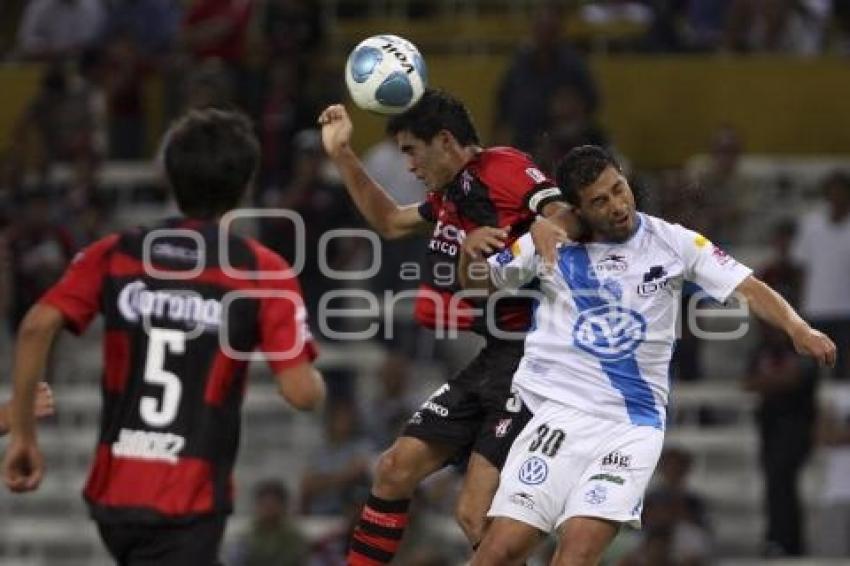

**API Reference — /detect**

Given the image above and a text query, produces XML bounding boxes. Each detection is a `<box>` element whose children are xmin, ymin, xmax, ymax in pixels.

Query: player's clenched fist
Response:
<box><xmin>318</xmin><ymin>104</ymin><xmax>353</xmax><ymax>159</ymax></box>
<box><xmin>791</xmin><ymin>325</ymin><xmax>837</xmax><ymax>367</ymax></box>
<box><xmin>3</xmin><ymin>438</ymin><xmax>44</xmax><ymax>493</ymax></box>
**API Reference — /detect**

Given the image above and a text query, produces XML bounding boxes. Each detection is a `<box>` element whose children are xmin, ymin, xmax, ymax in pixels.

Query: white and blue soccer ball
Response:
<box><xmin>345</xmin><ymin>35</ymin><xmax>428</xmax><ymax>115</ymax></box>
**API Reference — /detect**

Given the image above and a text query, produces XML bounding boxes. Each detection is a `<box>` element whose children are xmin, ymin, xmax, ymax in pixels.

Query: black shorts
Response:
<box><xmin>402</xmin><ymin>337</ymin><xmax>531</xmax><ymax>469</ymax></box>
<box><xmin>96</xmin><ymin>515</ymin><xmax>226</xmax><ymax>566</ymax></box>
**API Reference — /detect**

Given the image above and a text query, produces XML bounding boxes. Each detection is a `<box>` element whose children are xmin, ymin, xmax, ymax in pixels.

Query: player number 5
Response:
<box><xmin>141</xmin><ymin>328</ymin><xmax>185</xmax><ymax>427</ymax></box>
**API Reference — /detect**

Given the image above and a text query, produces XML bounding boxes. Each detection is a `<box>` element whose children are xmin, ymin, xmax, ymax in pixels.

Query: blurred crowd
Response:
<box><xmin>1</xmin><ymin>0</ymin><xmax>850</xmax><ymax>563</ymax></box>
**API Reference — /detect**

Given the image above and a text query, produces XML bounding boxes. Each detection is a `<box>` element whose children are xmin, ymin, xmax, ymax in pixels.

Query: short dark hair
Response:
<box><xmin>162</xmin><ymin>108</ymin><xmax>259</xmax><ymax>219</ymax></box>
<box><xmin>253</xmin><ymin>479</ymin><xmax>288</xmax><ymax>503</ymax></box>
<box><xmin>386</xmin><ymin>89</ymin><xmax>480</xmax><ymax>146</ymax></box>
<box><xmin>555</xmin><ymin>145</ymin><xmax>621</xmax><ymax>206</ymax></box>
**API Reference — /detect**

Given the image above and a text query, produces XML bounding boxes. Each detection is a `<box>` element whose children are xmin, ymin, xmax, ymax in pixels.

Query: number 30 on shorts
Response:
<box><xmin>528</xmin><ymin>424</ymin><xmax>565</xmax><ymax>458</ymax></box>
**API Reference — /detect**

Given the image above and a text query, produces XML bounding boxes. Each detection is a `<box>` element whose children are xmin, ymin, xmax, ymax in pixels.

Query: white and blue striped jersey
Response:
<box><xmin>489</xmin><ymin>213</ymin><xmax>752</xmax><ymax>429</ymax></box>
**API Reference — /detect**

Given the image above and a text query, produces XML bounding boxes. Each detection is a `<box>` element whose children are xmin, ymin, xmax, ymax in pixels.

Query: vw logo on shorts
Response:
<box><xmin>518</xmin><ymin>457</ymin><xmax>548</xmax><ymax>485</ymax></box>
<box><xmin>572</xmin><ymin>305</ymin><xmax>646</xmax><ymax>360</ymax></box>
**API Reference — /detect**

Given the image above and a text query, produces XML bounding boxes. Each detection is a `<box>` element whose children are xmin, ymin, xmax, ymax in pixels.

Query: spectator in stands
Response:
<box><xmin>724</xmin><ymin>0</ymin><xmax>830</xmax><ymax>55</ymax></box>
<box><xmin>260</xmin><ymin>0</ymin><xmax>323</xmax><ymax>62</ymax></box>
<box><xmin>15</xmin><ymin>0</ymin><xmax>105</xmax><ymax>61</ymax></box>
<box><xmin>180</xmin><ymin>0</ymin><xmax>253</xmax><ymax>65</ymax></box>
<box><xmin>182</xmin><ymin>58</ymin><xmax>235</xmax><ymax>111</ymax></box>
<box><xmin>494</xmin><ymin>1</ymin><xmax>599</xmax><ymax>153</ymax></box>
<box><xmin>534</xmin><ymin>83</ymin><xmax>610</xmax><ymax>174</ymax></box>
<box><xmin>299</xmin><ymin>399</ymin><xmax>373</xmax><ymax>516</ymax></box>
<box><xmin>649</xmin><ymin>447</ymin><xmax>711</xmax><ymax>531</ymax></box>
<box><xmin>228</xmin><ymin>480</ymin><xmax>310</xmax><ymax>566</ymax></box>
<box><xmin>744</xmin><ymin>322</ymin><xmax>818</xmax><ymax>557</ymax></box>
<box><xmin>812</xmin><ymin>382</ymin><xmax>850</xmax><ymax>556</ymax></box>
<box><xmin>759</xmin><ymin>219</ymin><xmax>803</xmax><ymax>310</ymax></box>
<box><xmin>102</xmin><ymin>33</ymin><xmax>152</xmax><ymax>159</ymax></box>
<box><xmin>744</xmin><ymin>219</ymin><xmax>814</xmax><ymax>557</ymax></box>
<box><xmin>8</xmin><ymin>62</ymin><xmax>105</xmax><ymax>188</ymax></box>
<box><xmin>684</xmin><ymin>125</ymin><xmax>748</xmax><ymax>245</ymax></box>
<box><xmin>258</xmin><ymin>59</ymin><xmax>309</xmax><ymax>185</ymax></box>
<box><xmin>792</xmin><ymin>171</ymin><xmax>850</xmax><ymax>379</ymax></box>
<box><xmin>259</xmin><ymin>130</ymin><xmax>357</xmax><ymax>318</ymax></box>
<box><xmin>685</xmin><ymin>0</ymin><xmax>733</xmax><ymax>51</ymax></box>
<box><xmin>621</xmin><ymin>488</ymin><xmax>710</xmax><ymax>566</ymax></box>
<box><xmin>364</xmin><ymin>354</ymin><xmax>418</xmax><ymax>450</ymax></box>
<box><xmin>5</xmin><ymin>190</ymin><xmax>74</xmax><ymax>333</ymax></box>
<box><xmin>180</xmin><ymin>0</ymin><xmax>254</xmax><ymax>110</ymax></box>
<box><xmin>101</xmin><ymin>0</ymin><xmax>183</xmax><ymax>60</ymax></box>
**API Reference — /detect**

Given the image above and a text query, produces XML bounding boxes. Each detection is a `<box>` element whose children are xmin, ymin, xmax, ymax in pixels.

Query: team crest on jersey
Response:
<box><xmin>460</xmin><ymin>170</ymin><xmax>474</xmax><ymax>195</ymax></box>
<box><xmin>584</xmin><ymin>484</ymin><xmax>608</xmax><ymax>505</ymax></box>
<box><xmin>572</xmin><ymin>305</ymin><xmax>646</xmax><ymax>360</ymax></box>
<box><xmin>637</xmin><ymin>265</ymin><xmax>677</xmax><ymax>297</ymax></box>
<box><xmin>518</xmin><ymin>457</ymin><xmax>548</xmax><ymax>485</ymax></box>
<box><xmin>494</xmin><ymin>418</ymin><xmax>513</xmax><ymax>438</ymax></box>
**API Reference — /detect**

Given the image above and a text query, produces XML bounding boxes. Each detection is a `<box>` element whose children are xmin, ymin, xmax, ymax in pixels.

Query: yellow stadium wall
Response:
<box><xmin>2</xmin><ymin>57</ymin><xmax>849</xmax><ymax>170</ymax></box>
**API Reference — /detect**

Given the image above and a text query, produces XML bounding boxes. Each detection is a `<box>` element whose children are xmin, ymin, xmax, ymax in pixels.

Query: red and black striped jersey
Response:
<box><xmin>415</xmin><ymin>147</ymin><xmax>561</xmax><ymax>334</ymax></box>
<box><xmin>40</xmin><ymin>218</ymin><xmax>317</xmax><ymax>524</ymax></box>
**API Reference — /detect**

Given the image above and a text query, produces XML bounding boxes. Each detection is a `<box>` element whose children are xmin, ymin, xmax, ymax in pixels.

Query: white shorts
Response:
<box><xmin>488</xmin><ymin>400</ymin><xmax>664</xmax><ymax>533</ymax></box>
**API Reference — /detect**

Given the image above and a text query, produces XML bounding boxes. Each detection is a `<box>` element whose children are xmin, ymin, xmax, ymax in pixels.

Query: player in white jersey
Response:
<box><xmin>462</xmin><ymin>146</ymin><xmax>836</xmax><ymax>566</ymax></box>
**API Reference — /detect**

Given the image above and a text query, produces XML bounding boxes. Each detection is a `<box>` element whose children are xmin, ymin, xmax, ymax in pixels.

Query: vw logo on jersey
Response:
<box><xmin>518</xmin><ymin>457</ymin><xmax>549</xmax><ymax>485</ymax></box>
<box><xmin>572</xmin><ymin>305</ymin><xmax>647</xmax><ymax>360</ymax></box>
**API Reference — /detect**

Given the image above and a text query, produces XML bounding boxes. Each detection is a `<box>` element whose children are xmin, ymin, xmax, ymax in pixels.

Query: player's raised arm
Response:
<box><xmin>318</xmin><ymin>104</ymin><xmax>430</xmax><ymax>239</ymax></box>
<box><xmin>735</xmin><ymin>276</ymin><xmax>836</xmax><ymax>367</ymax></box>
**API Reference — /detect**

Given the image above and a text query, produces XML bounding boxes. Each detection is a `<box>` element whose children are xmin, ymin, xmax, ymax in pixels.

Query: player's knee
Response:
<box><xmin>553</xmin><ymin>542</ymin><xmax>602</xmax><ymax>566</ymax></box>
<box><xmin>472</xmin><ymin>540</ymin><xmax>525</xmax><ymax>566</ymax></box>
<box><xmin>374</xmin><ymin>448</ymin><xmax>418</xmax><ymax>494</ymax></box>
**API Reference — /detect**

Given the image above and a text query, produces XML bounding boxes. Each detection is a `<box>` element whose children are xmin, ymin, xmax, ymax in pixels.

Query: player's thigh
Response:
<box><xmin>487</xmin><ymin>402</ymin><xmax>585</xmax><ymax>536</ymax></box>
<box><xmin>471</xmin><ymin>516</ymin><xmax>544</xmax><ymax>566</ymax></box>
<box><xmin>551</xmin><ymin>516</ymin><xmax>619</xmax><ymax>566</ymax></box>
<box><xmin>558</xmin><ymin>421</ymin><xmax>663</xmax><ymax>530</ymax></box>
<box><xmin>400</xmin><ymin>379</ymin><xmax>482</xmax><ymax>462</ymax></box>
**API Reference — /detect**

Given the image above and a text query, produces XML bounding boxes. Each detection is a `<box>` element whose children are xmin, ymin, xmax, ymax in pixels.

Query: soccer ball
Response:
<box><xmin>345</xmin><ymin>35</ymin><xmax>428</xmax><ymax>115</ymax></box>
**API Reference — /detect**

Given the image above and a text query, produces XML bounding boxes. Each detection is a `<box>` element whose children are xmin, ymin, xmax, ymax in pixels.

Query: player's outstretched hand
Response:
<box><xmin>3</xmin><ymin>438</ymin><xmax>44</xmax><ymax>493</ymax></box>
<box><xmin>317</xmin><ymin>104</ymin><xmax>353</xmax><ymax>159</ymax></box>
<box><xmin>34</xmin><ymin>382</ymin><xmax>55</xmax><ymax>420</ymax></box>
<box><xmin>791</xmin><ymin>325</ymin><xmax>837</xmax><ymax>367</ymax></box>
<box><xmin>531</xmin><ymin>216</ymin><xmax>569</xmax><ymax>270</ymax></box>
<box><xmin>463</xmin><ymin>226</ymin><xmax>509</xmax><ymax>259</ymax></box>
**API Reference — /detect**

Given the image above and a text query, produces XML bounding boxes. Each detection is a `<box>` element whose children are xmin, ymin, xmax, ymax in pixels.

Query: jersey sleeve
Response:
<box><xmin>417</xmin><ymin>191</ymin><xmax>443</xmax><ymax>223</ymax></box>
<box><xmin>488</xmin><ymin>233</ymin><xmax>538</xmax><ymax>291</ymax></box>
<box><xmin>483</xmin><ymin>151</ymin><xmax>564</xmax><ymax>215</ymax></box>
<box><xmin>39</xmin><ymin>234</ymin><xmax>119</xmax><ymax>334</ymax></box>
<box><xmin>674</xmin><ymin>224</ymin><xmax>752</xmax><ymax>302</ymax></box>
<box><xmin>254</xmin><ymin>248</ymin><xmax>318</xmax><ymax>373</ymax></box>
